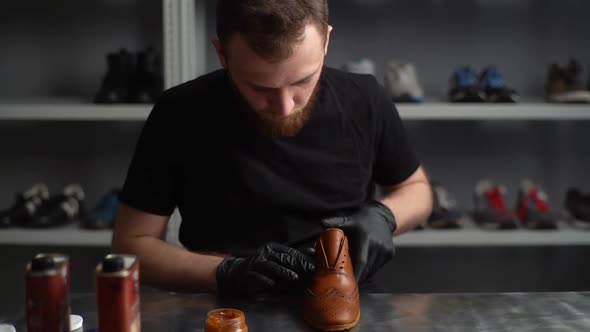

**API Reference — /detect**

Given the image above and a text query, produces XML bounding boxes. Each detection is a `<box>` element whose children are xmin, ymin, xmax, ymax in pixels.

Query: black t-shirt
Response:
<box><xmin>119</xmin><ymin>67</ymin><xmax>420</xmax><ymax>254</ymax></box>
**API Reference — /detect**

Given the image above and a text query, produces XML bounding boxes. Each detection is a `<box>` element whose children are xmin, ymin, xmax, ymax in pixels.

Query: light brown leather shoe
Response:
<box><xmin>303</xmin><ymin>228</ymin><xmax>360</xmax><ymax>331</ymax></box>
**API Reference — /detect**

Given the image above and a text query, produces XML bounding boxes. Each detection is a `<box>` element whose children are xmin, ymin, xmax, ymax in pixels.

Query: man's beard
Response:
<box><xmin>256</xmin><ymin>82</ymin><xmax>320</xmax><ymax>138</ymax></box>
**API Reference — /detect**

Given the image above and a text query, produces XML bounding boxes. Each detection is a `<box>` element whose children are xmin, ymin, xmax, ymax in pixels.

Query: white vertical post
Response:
<box><xmin>163</xmin><ymin>0</ymin><xmax>206</xmax><ymax>89</ymax></box>
<box><xmin>192</xmin><ymin>0</ymin><xmax>207</xmax><ymax>79</ymax></box>
<box><xmin>163</xmin><ymin>0</ymin><xmax>180</xmax><ymax>89</ymax></box>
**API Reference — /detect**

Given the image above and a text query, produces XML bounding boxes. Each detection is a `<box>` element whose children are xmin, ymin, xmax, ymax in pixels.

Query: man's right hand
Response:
<box><xmin>216</xmin><ymin>243</ymin><xmax>315</xmax><ymax>297</ymax></box>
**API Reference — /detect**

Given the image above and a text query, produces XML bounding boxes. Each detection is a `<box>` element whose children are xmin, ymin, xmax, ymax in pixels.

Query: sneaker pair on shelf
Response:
<box><xmin>449</xmin><ymin>65</ymin><xmax>518</xmax><ymax>103</ymax></box>
<box><xmin>342</xmin><ymin>57</ymin><xmax>376</xmax><ymax>76</ymax></box>
<box><xmin>473</xmin><ymin>179</ymin><xmax>556</xmax><ymax>230</ymax></box>
<box><xmin>0</xmin><ymin>183</ymin><xmax>86</xmax><ymax>228</ymax></box>
<box><xmin>0</xmin><ymin>184</ymin><xmax>120</xmax><ymax>229</ymax></box>
<box><xmin>342</xmin><ymin>58</ymin><xmax>425</xmax><ymax>103</ymax></box>
<box><xmin>95</xmin><ymin>47</ymin><xmax>164</xmax><ymax>104</ymax></box>
<box><xmin>384</xmin><ymin>61</ymin><xmax>425</xmax><ymax>103</ymax></box>
<box><xmin>546</xmin><ymin>59</ymin><xmax>590</xmax><ymax>103</ymax></box>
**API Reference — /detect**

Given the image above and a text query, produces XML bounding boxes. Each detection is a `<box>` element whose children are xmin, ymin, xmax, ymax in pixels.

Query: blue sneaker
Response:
<box><xmin>84</xmin><ymin>189</ymin><xmax>120</xmax><ymax>229</ymax></box>
<box><xmin>480</xmin><ymin>65</ymin><xmax>518</xmax><ymax>103</ymax></box>
<box><xmin>449</xmin><ymin>67</ymin><xmax>485</xmax><ymax>102</ymax></box>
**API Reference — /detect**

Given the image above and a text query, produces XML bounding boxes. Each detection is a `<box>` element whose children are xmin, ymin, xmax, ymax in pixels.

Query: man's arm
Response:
<box><xmin>380</xmin><ymin>165</ymin><xmax>433</xmax><ymax>235</ymax></box>
<box><xmin>111</xmin><ymin>203</ymin><xmax>223</xmax><ymax>293</ymax></box>
<box><xmin>320</xmin><ymin>165</ymin><xmax>431</xmax><ymax>282</ymax></box>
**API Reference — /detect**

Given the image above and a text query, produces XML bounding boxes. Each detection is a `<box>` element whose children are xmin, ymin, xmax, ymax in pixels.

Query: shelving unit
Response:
<box><xmin>395</xmin><ymin>228</ymin><xmax>590</xmax><ymax>247</ymax></box>
<box><xmin>1</xmin><ymin>102</ymin><xmax>589</xmax><ymax>121</ymax></box>
<box><xmin>0</xmin><ymin>102</ymin><xmax>151</xmax><ymax>121</ymax></box>
<box><xmin>1</xmin><ymin>224</ymin><xmax>588</xmax><ymax>247</ymax></box>
<box><xmin>397</xmin><ymin>103</ymin><xmax>590</xmax><ymax>121</ymax></box>
<box><xmin>1</xmin><ymin>0</ymin><xmax>589</xmax><ymax>250</ymax></box>
<box><xmin>0</xmin><ymin>225</ymin><xmax>112</xmax><ymax>247</ymax></box>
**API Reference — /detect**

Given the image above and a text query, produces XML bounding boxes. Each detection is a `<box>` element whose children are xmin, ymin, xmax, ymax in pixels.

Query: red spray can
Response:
<box><xmin>96</xmin><ymin>254</ymin><xmax>141</xmax><ymax>332</ymax></box>
<box><xmin>25</xmin><ymin>253</ymin><xmax>71</xmax><ymax>332</ymax></box>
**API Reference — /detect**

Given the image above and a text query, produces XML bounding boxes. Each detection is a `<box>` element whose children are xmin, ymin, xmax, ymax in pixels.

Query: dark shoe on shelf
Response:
<box><xmin>29</xmin><ymin>184</ymin><xmax>88</xmax><ymax>228</ymax></box>
<box><xmin>0</xmin><ymin>184</ymin><xmax>49</xmax><ymax>228</ymax></box>
<box><xmin>479</xmin><ymin>65</ymin><xmax>518</xmax><ymax>103</ymax></box>
<box><xmin>546</xmin><ymin>60</ymin><xmax>590</xmax><ymax>103</ymax></box>
<box><xmin>95</xmin><ymin>48</ymin><xmax>134</xmax><ymax>104</ymax></box>
<box><xmin>428</xmin><ymin>183</ymin><xmax>463</xmax><ymax>229</ymax></box>
<box><xmin>516</xmin><ymin>179</ymin><xmax>557</xmax><ymax>230</ymax></box>
<box><xmin>129</xmin><ymin>47</ymin><xmax>164</xmax><ymax>103</ymax></box>
<box><xmin>303</xmin><ymin>228</ymin><xmax>360</xmax><ymax>331</ymax></box>
<box><xmin>472</xmin><ymin>180</ymin><xmax>519</xmax><ymax>230</ymax></box>
<box><xmin>449</xmin><ymin>66</ymin><xmax>486</xmax><ymax>102</ymax></box>
<box><xmin>565</xmin><ymin>189</ymin><xmax>590</xmax><ymax>228</ymax></box>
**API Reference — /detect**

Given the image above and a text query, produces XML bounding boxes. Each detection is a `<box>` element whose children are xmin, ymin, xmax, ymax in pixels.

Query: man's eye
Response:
<box><xmin>295</xmin><ymin>79</ymin><xmax>311</xmax><ymax>86</ymax></box>
<box><xmin>253</xmin><ymin>87</ymin><xmax>273</xmax><ymax>93</ymax></box>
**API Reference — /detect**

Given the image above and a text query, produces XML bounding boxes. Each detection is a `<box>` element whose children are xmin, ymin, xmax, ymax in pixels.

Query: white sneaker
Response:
<box><xmin>384</xmin><ymin>61</ymin><xmax>425</xmax><ymax>102</ymax></box>
<box><xmin>0</xmin><ymin>325</ymin><xmax>16</xmax><ymax>332</ymax></box>
<box><xmin>342</xmin><ymin>58</ymin><xmax>376</xmax><ymax>76</ymax></box>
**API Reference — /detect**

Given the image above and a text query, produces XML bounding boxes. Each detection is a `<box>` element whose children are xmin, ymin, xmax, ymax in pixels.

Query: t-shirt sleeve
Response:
<box><xmin>372</xmin><ymin>82</ymin><xmax>420</xmax><ymax>185</ymax></box>
<box><xmin>119</xmin><ymin>99</ymin><xmax>179</xmax><ymax>216</ymax></box>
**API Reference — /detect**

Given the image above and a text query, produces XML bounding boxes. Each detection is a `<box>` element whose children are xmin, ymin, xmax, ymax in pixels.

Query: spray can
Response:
<box><xmin>25</xmin><ymin>253</ymin><xmax>70</xmax><ymax>332</ymax></box>
<box><xmin>96</xmin><ymin>254</ymin><xmax>141</xmax><ymax>332</ymax></box>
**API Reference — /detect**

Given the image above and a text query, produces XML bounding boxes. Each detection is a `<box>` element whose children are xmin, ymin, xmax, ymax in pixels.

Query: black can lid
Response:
<box><xmin>31</xmin><ymin>255</ymin><xmax>55</xmax><ymax>272</ymax></box>
<box><xmin>102</xmin><ymin>256</ymin><xmax>124</xmax><ymax>272</ymax></box>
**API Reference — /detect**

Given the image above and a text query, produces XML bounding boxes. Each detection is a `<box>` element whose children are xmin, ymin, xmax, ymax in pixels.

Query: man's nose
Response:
<box><xmin>273</xmin><ymin>89</ymin><xmax>295</xmax><ymax>117</ymax></box>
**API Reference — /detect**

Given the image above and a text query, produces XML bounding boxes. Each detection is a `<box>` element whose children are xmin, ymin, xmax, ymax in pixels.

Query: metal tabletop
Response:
<box><xmin>8</xmin><ymin>291</ymin><xmax>590</xmax><ymax>331</ymax></box>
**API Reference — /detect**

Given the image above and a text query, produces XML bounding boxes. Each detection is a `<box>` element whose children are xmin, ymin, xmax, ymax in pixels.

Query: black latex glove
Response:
<box><xmin>216</xmin><ymin>243</ymin><xmax>315</xmax><ymax>297</ymax></box>
<box><xmin>321</xmin><ymin>201</ymin><xmax>396</xmax><ymax>284</ymax></box>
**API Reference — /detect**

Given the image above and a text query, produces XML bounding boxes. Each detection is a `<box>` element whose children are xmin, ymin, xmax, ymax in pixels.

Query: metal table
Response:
<box><xmin>9</xmin><ymin>292</ymin><xmax>590</xmax><ymax>331</ymax></box>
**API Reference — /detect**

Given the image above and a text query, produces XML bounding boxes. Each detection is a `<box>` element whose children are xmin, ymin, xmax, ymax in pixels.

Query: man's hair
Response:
<box><xmin>216</xmin><ymin>0</ymin><xmax>329</xmax><ymax>61</ymax></box>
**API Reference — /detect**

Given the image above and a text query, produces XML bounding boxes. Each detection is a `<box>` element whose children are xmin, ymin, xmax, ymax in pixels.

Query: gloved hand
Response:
<box><xmin>321</xmin><ymin>201</ymin><xmax>396</xmax><ymax>284</ymax></box>
<box><xmin>216</xmin><ymin>243</ymin><xmax>315</xmax><ymax>297</ymax></box>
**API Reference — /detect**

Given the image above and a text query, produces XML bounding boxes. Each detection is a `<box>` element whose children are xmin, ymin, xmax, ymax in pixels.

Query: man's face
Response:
<box><xmin>214</xmin><ymin>24</ymin><xmax>332</xmax><ymax>137</ymax></box>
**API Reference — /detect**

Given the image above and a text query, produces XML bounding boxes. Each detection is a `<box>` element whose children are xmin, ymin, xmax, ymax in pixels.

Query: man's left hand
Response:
<box><xmin>321</xmin><ymin>201</ymin><xmax>396</xmax><ymax>284</ymax></box>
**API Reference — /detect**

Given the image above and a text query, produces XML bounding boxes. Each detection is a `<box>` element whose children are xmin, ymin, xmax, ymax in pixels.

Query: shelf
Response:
<box><xmin>1</xmin><ymin>223</ymin><xmax>589</xmax><ymax>247</ymax></box>
<box><xmin>0</xmin><ymin>101</ymin><xmax>151</xmax><ymax>121</ymax></box>
<box><xmin>395</xmin><ymin>228</ymin><xmax>590</xmax><ymax>247</ymax></box>
<box><xmin>398</xmin><ymin>103</ymin><xmax>590</xmax><ymax>120</ymax></box>
<box><xmin>0</xmin><ymin>101</ymin><xmax>589</xmax><ymax>121</ymax></box>
<box><xmin>0</xmin><ymin>225</ymin><xmax>112</xmax><ymax>247</ymax></box>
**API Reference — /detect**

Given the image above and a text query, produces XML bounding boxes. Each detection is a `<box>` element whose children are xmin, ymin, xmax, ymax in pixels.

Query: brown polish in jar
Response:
<box><xmin>205</xmin><ymin>308</ymin><xmax>248</xmax><ymax>332</ymax></box>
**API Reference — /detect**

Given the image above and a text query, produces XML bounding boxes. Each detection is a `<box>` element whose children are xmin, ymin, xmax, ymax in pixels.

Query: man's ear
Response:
<box><xmin>324</xmin><ymin>25</ymin><xmax>333</xmax><ymax>56</ymax></box>
<box><xmin>212</xmin><ymin>38</ymin><xmax>227</xmax><ymax>68</ymax></box>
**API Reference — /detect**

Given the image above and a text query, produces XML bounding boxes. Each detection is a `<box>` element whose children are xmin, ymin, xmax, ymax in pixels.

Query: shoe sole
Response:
<box><xmin>570</xmin><ymin>219</ymin><xmax>590</xmax><ymax>229</ymax></box>
<box><xmin>450</xmin><ymin>90</ymin><xmax>486</xmax><ymax>103</ymax></box>
<box><xmin>523</xmin><ymin>221</ymin><xmax>558</xmax><ymax>230</ymax></box>
<box><xmin>428</xmin><ymin>218</ymin><xmax>461</xmax><ymax>229</ymax></box>
<box><xmin>548</xmin><ymin>91</ymin><xmax>590</xmax><ymax>103</ymax></box>
<box><xmin>475</xmin><ymin>219</ymin><xmax>518</xmax><ymax>230</ymax></box>
<box><xmin>563</xmin><ymin>210</ymin><xmax>590</xmax><ymax>229</ymax></box>
<box><xmin>306</xmin><ymin>311</ymin><xmax>361</xmax><ymax>331</ymax></box>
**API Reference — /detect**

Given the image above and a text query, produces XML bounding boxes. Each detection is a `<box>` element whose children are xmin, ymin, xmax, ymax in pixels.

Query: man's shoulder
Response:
<box><xmin>145</xmin><ymin>69</ymin><xmax>229</xmax><ymax>127</ymax></box>
<box><xmin>158</xmin><ymin>69</ymin><xmax>229</xmax><ymax>104</ymax></box>
<box><xmin>322</xmin><ymin>67</ymin><xmax>381</xmax><ymax>101</ymax></box>
<box><xmin>321</xmin><ymin>67</ymin><xmax>384</xmax><ymax>113</ymax></box>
